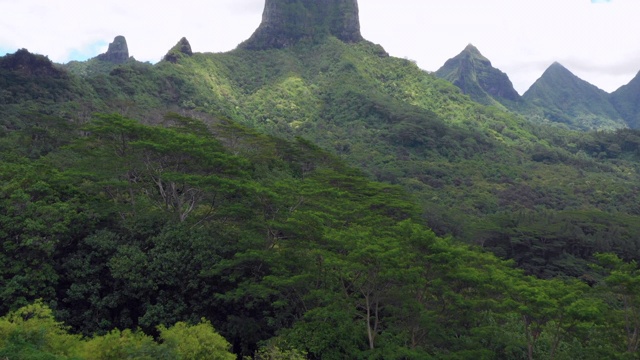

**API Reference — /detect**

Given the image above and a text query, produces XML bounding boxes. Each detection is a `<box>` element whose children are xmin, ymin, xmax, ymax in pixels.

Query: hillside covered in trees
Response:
<box><xmin>3</xmin><ymin>0</ymin><xmax>640</xmax><ymax>358</ymax></box>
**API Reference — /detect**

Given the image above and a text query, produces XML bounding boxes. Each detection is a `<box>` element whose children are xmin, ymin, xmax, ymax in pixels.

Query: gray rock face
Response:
<box><xmin>97</xmin><ymin>36</ymin><xmax>130</xmax><ymax>64</ymax></box>
<box><xmin>241</xmin><ymin>0</ymin><xmax>363</xmax><ymax>50</ymax></box>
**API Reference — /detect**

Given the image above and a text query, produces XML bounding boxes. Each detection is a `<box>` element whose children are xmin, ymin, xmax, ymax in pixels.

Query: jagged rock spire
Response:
<box><xmin>240</xmin><ymin>0</ymin><xmax>363</xmax><ymax>50</ymax></box>
<box><xmin>97</xmin><ymin>36</ymin><xmax>130</xmax><ymax>64</ymax></box>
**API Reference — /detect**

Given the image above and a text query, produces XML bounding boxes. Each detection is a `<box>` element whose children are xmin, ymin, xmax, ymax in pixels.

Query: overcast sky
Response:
<box><xmin>1</xmin><ymin>0</ymin><xmax>638</xmax><ymax>94</ymax></box>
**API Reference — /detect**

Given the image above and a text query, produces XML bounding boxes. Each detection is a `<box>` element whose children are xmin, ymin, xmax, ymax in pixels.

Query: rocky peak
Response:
<box><xmin>435</xmin><ymin>44</ymin><xmax>520</xmax><ymax>105</ymax></box>
<box><xmin>463</xmin><ymin>43</ymin><xmax>482</xmax><ymax>56</ymax></box>
<box><xmin>163</xmin><ymin>37</ymin><xmax>193</xmax><ymax>63</ymax></box>
<box><xmin>530</xmin><ymin>62</ymin><xmax>583</xmax><ymax>89</ymax></box>
<box><xmin>240</xmin><ymin>0</ymin><xmax>363</xmax><ymax>50</ymax></box>
<box><xmin>546</xmin><ymin>62</ymin><xmax>569</xmax><ymax>74</ymax></box>
<box><xmin>97</xmin><ymin>36</ymin><xmax>130</xmax><ymax>64</ymax></box>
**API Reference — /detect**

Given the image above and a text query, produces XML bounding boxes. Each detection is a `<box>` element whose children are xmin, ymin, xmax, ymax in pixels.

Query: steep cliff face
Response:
<box><xmin>240</xmin><ymin>0</ymin><xmax>363</xmax><ymax>50</ymax></box>
<box><xmin>96</xmin><ymin>36</ymin><xmax>130</xmax><ymax>64</ymax></box>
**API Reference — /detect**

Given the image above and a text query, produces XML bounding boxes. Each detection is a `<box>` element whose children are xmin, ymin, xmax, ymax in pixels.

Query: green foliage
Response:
<box><xmin>158</xmin><ymin>320</ymin><xmax>235</xmax><ymax>360</ymax></box>
<box><xmin>0</xmin><ymin>300</ymin><xmax>82</xmax><ymax>359</ymax></box>
<box><xmin>80</xmin><ymin>329</ymin><xmax>171</xmax><ymax>360</ymax></box>
<box><xmin>0</xmin><ymin>110</ymin><xmax>637</xmax><ymax>358</ymax></box>
<box><xmin>254</xmin><ymin>340</ymin><xmax>307</xmax><ymax>360</ymax></box>
<box><xmin>522</xmin><ymin>62</ymin><xmax>627</xmax><ymax>131</ymax></box>
<box><xmin>434</xmin><ymin>44</ymin><xmax>520</xmax><ymax>108</ymax></box>
<box><xmin>1</xmin><ymin>34</ymin><xmax>640</xmax><ymax>359</ymax></box>
<box><xmin>474</xmin><ymin>209</ymin><xmax>640</xmax><ymax>278</ymax></box>
<box><xmin>0</xmin><ymin>302</ymin><xmax>235</xmax><ymax>360</ymax></box>
<box><xmin>611</xmin><ymin>72</ymin><xmax>640</xmax><ymax>129</ymax></box>
<box><xmin>188</xmin><ymin>40</ymin><xmax>640</xmax><ymax>278</ymax></box>
<box><xmin>5</xmin><ymin>42</ymin><xmax>637</xmax><ymax>281</ymax></box>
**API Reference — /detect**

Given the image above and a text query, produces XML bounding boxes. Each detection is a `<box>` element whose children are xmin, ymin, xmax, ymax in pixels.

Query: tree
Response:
<box><xmin>74</xmin><ymin>113</ymin><xmax>249</xmax><ymax>223</ymax></box>
<box><xmin>595</xmin><ymin>253</ymin><xmax>640</xmax><ymax>355</ymax></box>
<box><xmin>159</xmin><ymin>319</ymin><xmax>235</xmax><ymax>360</ymax></box>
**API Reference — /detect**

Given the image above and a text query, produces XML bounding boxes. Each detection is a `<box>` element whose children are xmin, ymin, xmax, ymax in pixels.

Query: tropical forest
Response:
<box><xmin>2</xmin><ymin>0</ymin><xmax>640</xmax><ymax>359</ymax></box>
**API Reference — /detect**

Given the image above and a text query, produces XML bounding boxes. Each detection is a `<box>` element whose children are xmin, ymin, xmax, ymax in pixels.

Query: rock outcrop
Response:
<box><xmin>240</xmin><ymin>0</ymin><xmax>363</xmax><ymax>50</ymax></box>
<box><xmin>97</xmin><ymin>36</ymin><xmax>130</xmax><ymax>64</ymax></box>
<box><xmin>163</xmin><ymin>37</ymin><xmax>193</xmax><ymax>63</ymax></box>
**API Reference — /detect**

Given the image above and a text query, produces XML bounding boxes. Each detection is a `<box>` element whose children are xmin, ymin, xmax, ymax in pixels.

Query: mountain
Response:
<box><xmin>435</xmin><ymin>44</ymin><xmax>520</xmax><ymax>107</ymax></box>
<box><xmin>611</xmin><ymin>71</ymin><xmax>640</xmax><ymax>129</ymax></box>
<box><xmin>434</xmin><ymin>46</ymin><xmax>640</xmax><ymax>131</ymax></box>
<box><xmin>63</xmin><ymin>35</ymin><xmax>138</xmax><ymax>76</ymax></box>
<box><xmin>3</xmin><ymin>0</ymin><xmax>640</xmax><ymax>358</ymax></box>
<box><xmin>240</xmin><ymin>0</ymin><xmax>363</xmax><ymax>49</ymax></box>
<box><xmin>523</xmin><ymin>62</ymin><xmax>626</xmax><ymax>130</ymax></box>
<box><xmin>163</xmin><ymin>37</ymin><xmax>193</xmax><ymax>63</ymax></box>
<box><xmin>96</xmin><ymin>35</ymin><xmax>131</xmax><ymax>64</ymax></box>
<box><xmin>1</xmin><ymin>1</ymin><xmax>639</xmax><ymax>277</ymax></box>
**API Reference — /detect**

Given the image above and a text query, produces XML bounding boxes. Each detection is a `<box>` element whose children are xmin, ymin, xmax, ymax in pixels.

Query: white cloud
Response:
<box><xmin>1</xmin><ymin>0</ymin><xmax>639</xmax><ymax>93</ymax></box>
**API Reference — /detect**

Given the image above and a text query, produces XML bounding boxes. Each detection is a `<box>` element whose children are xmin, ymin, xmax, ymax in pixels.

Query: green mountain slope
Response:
<box><xmin>611</xmin><ymin>70</ymin><xmax>640</xmax><ymax>129</ymax></box>
<box><xmin>435</xmin><ymin>44</ymin><xmax>521</xmax><ymax>108</ymax></box>
<box><xmin>523</xmin><ymin>62</ymin><xmax>626</xmax><ymax>130</ymax></box>
<box><xmin>2</xmin><ymin>0</ymin><xmax>640</xmax><ymax>356</ymax></box>
<box><xmin>3</xmin><ymin>38</ymin><xmax>640</xmax><ymax>278</ymax></box>
<box><xmin>66</xmin><ymin>36</ymin><xmax>640</xmax><ymax>277</ymax></box>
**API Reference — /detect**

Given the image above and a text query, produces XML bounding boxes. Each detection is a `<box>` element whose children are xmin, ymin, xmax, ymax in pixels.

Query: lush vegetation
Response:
<box><xmin>1</xmin><ymin>112</ymin><xmax>640</xmax><ymax>358</ymax></box>
<box><xmin>189</xmin><ymin>39</ymin><xmax>640</xmax><ymax>277</ymax></box>
<box><xmin>0</xmin><ymin>301</ymin><xmax>235</xmax><ymax>360</ymax></box>
<box><xmin>434</xmin><ymin>44</ymin><xmax>520</xmax><ymax>109</ymax></box>
<box><xmin>434</xmin><ymin>45</ymin><xmax>637</xmax><ymax>131</ymax></box>
<box><xmin>2</xmin><ymin>33</ymin><xmax>640</xmax><ymax>358</ymax></box>
<box><xmin>522</xmin><ymin>62</ymin><xmax>626</xmax><ymax>131</ymax></box>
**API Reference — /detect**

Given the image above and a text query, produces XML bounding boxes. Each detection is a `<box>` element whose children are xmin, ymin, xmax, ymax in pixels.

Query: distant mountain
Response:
<box><xmin>63</xmin><ymin>36</ymin><xmax>138</xmax><ymax>76</ymax></box>
<box><xmin>4</xmin><ymin>1</ymin><xmax>640</xmax><ymax>358</ymax></box>
<box><xmin>611</xmin><ymin>71</ymin><xmax>640</xmax><ymax>129</ymax></box>
<box><xmin>96</xmin><ymin>35</ymin><xmax>131</xmax><ymax>64</ymax></box>
<box><xmin>435</xmin><ymin>44</ymin><xmax>520</xmax><ymax>108</ymax></box>
<box><xmin>163</xmin><ymin>37</ymin><xmax>193</xmax><ymax>63</ymax></box>
<box><xmin>523</xmin><ymin>62</ymin><xmax>626</xmax><ymax>130</ymax></box>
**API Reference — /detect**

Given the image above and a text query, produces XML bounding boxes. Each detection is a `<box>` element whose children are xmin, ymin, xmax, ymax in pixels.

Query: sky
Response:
<box><xmin>1</xmin><ymin>0</ymin><xmax>639</xmax><ymax>94</ymax></box>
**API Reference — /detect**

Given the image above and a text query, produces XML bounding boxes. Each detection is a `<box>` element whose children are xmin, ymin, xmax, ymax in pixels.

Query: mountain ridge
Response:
<box><xmin>522</xmin><ymin>61</ymin><xmax>626</xmax><ymax>130</ymax></box>
<box><xmin>2</xmin><ymin>1</ymin><xmax>640</xmax><ymax>358</ymax></box>
<box><xmin>435</xmin><ymin>44</ymin><xmax>637</xmax><ymax>130</ymax></box>
<box><xmin>434</xmin><ymin>43</ymin><xmax>520</xmax><ymax>108</ymax></box>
